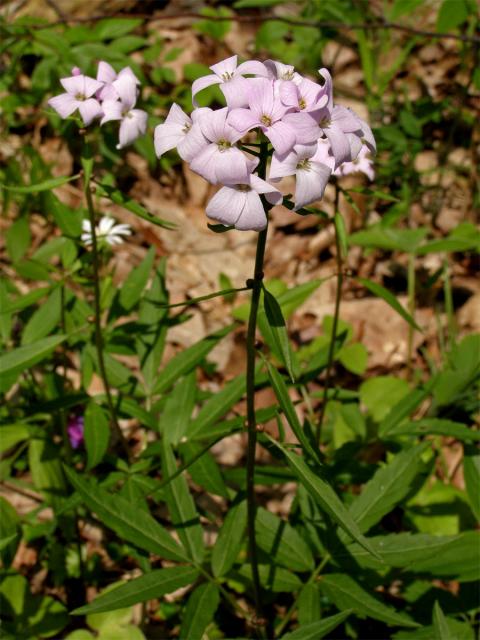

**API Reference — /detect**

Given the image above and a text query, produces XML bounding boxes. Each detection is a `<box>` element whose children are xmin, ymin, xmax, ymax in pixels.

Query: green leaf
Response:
<box><xmin>63</xmin><ymin>466</ymin><xmax>187</xmax><ymax>562</ymax></box>
<box><xmin>179</xmin><ymin>583</ymin><xmax>220</xmax><ymax>640</ymax></box>
<box><xmin>267</xmin><ymin>437</ymin><xmax>380</xmax><ymax>559</ymax></box>
<box><xmin>119</xmin><ymin>246</ymin><xmax>156</xmax><ymax>311</ymax></box>
<box><xmin>236</xmin><ymin>564</ymin><xmax>302</xmax><ymax>592</ymax></box>
<box><xmin>0</xmin><ymin>334</ymin><xmax>66</xmax><ymax>379</ymax></box>
<box><xmin>6</xmin><ymin>216</ymin><xmax>30</xmax><ymax>263</ymax></box>
<box><xmin>437</xmin><ymin>0</ymin><xmax>469</xmax><ymax>31</ymax></box>
<box><xmin>338</xmin><ymin>342</ymin><xmax>368</xmax><ymax>375</ymax></box>
<box><xmin>1</xmin><ymin>286</ymin><xmax>50</xmax><ymax>315</ymax></box>
<box><xmin>0</xmin><ymin>424</ymin><xmax>30</xmax><ymax>454</ymax></box>
<box><xmin>211</xmin><ymin>497</ymin><xmax>247</xmax><ymax>577</ymax></box>
<box><xmin>464</xmin><ymin>444</ymin><xmax>480</xmax><ymax>519</ymax></box>
<box><xmin>96</xmin><ymin>182</ymin><xmax>175</xmax><ymax>230</ymax></box>
<box><xmin>2</xmin><ymin>174</ymin><xmax>80</xmax><ymax>193</ymax></box>
<box><xmin>350</xmin><ymin>225</ymin><xmax>427</xmax><ymax>253</ymax></box>
<box><xmin>29</xmin><ymin>438</ymin><xmax>66</xmax><ymax>508</ymax></box>
<box><xmin>179</xmin><ymin>442</ymin><xmax>228</xmax><ymax>498</ymax></box>
<box><xmin>22</xmin><ymin>287</ymin><xmax>62</xmax><ymax>345</ymax></box>
<box><xmin>378</xmin><ymin>377</ymin><xmax>437</xmax><ymax>437</ymax></box>
<box><xmin>320</xmin><ymin>574</ymin><xmax>419</xmax><ymax>628</ymax></box>
<box><xmin>94</xmin><ymin>18</ymin><xmax>142</xmax><ymax>39</ymax></box>
<box><xmin>152</xmin><ymin>324</ymin><xmax>234</xmax><ymax>395</ymax></box>
<box><xmin>0</xmin><ymin>497</ymin><xmax>20</xmax><ymax>566</ymax></box>
<box><xmin>187</xmin><ymin>373</ymin><xmax>246</xmax><ymax>439</ymax></box>
<box><xmin>407</xmin><ymin>531</ymin><xmax>479</xmax><ymax>582</ymax></box>
<box><xmin>72</xmin><ymin>566</ymin><xmax>198</xmax><ymax>615</ymax></box>
<box><xmin>234</xmin><ymin>0</ymin><xmax>283</xmax><ymax>7</ymax></box>
<box><xmin>297</xmin><ymin>582</ymin><xmax>322</xmax><ymax>626</ymax></box>
<box><xmin>334</xmin><ymin>212</ymin><xmax>348</xmax><ymax>259</ymax></box>
<box><xmin>433</xmin><ymin>601</ymin><xmax>453</xmax><ymax>640</ymax></box>
<box><xmin>266</xmin><ymin>361</ymin><xmax>320</xmax><ymax>463</ymax></box>
<box><xmin>389</xmin><ymin>0</ymin><xmax>425</xmax><ymax>19</ymax></box>
<box><xmin>255</xmin><ymin>507</ymin><xmax>314</xmax><ymax>572</ymax></box>
<box><xmin>263</xmin><ymin>287</ymin><xmax>295</xmax><ymax>381</ymax></box>
<box><xmin>360</xmin><ymin>376</ymin><xmax>410</xmax><ymax>422</ymax></box>
<box><xmin>357</xmin><ymin>278</ymin><xmax>421</xmax><ymax>331</ymax></box>
<box><xmin>346</xmin><ymin>444</ymin><xmax>429</xmax><ymax>535</ymax></box>
<box><xmin>393</xmin><ymin>620</ymin><xmax>475</xmax><ymax>640</ymax></box>
<box><xmin>281</xmin><ymin>610</ymin><xmax>353</xmax><ymax>640</ymax></box>
<box><xmin>84</xmin><ymin>402</ymin><xmax>110</xmax><ymax>470</ymax></box>
<box><xmin>161</xmin><ymin>372</ymin><xmax>196</xmax><ymax>445</ymax></box>
<box><xmin>386</xmin><ymin>418</ymin><xmax>480</xmax><ymax>441</ymax></box>
<box><xmin>160</xmin><ymin>441</ymin><xmax>205</xmax><ymax>563</ymax></box>
<box><xmin>46</xmin><ymin>192</ymin><xmax>83</xmax><ymax>237</ymax></box>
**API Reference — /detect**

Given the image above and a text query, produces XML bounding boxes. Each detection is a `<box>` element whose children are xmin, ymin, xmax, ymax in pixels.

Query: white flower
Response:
<box><xmin>81</xmin><ymin>216</ymin><xmax>132</xmax><ymax>247</ymax></box>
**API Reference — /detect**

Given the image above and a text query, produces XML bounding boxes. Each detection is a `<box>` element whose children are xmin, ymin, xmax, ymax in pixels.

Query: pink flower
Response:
<box><xmin>269</xmin><ymin>143</ymin><xmax>332</xmax><ymax>210</ymax></box>
<box><xmin>96</xmin><ymin>61</ymin><xmax>140</xmax><ymax>101</ymax></box>
<box><xmin>206</xmin><ymin>174</ymin><xmax>282</xmax><ymax>231</ymax></box>
<box><xmin>67</xmin><ymin>416</ymin><xmax>84</xmax><ymax>449</ymax></box>
<box><xmin>334</xmin><ymin>145</ymin><xmax>375</xmax><ymax>180</ymax></box>
<box><xmin>264</xmin><ymin>60</ymin><xmax>302</xmax><ymax>84</ymax></box>
<box><xmin>189</xmin><ymin>107</ymin><xmax>252</xmax><ymax>185</ymax></box>
<box><xmin>192</xmin><ymin>54</ymin><xmax>269</xmax><ymax>108</ymax></box>
<box><xmin>279</xmin><ymin>77</ymin><xmax>329</xmax><ymax>113</ymax></box>
<box><xmin>228</xmin><ymin>78</ymin><xmax>320</xmax><ymax>156</ymax></box>
<box><xmin>101</xmin><ymin>75</ymin><xmax>147</xmax><ymax>149</ymax></box>
<box><xmin>154</xmin><ymin>103</ymin><xmax>207</xmax><ymax>162</ymax></box>
<box><xmin>48</xmin><ymin>74</ymin><xmax>103</xmax><ymax>126</ymax></box>
<box><xmin>312</xmin><ymin>104</ymin><xmax>365</xmax><ymax>168</ymax></box>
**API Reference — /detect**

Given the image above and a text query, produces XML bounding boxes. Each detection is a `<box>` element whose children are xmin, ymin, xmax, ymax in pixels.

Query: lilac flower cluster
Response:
<box><xmin>48</xmin><ymin>62</ymin><xmax>147</xmax><ymax>149</ymax></box>
<box><xmin>154</xmin><ymin>56</ymin><xmax>375</xmax><ymax>231</ymax></box>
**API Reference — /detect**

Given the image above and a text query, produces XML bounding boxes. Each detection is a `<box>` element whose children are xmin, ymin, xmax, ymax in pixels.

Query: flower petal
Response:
<box><xmin>294</xmin><ymin>161</ymin><xmax>331</xmax><ymax>210</ymax></box>
<box><xmin>206</xmin><ymin>185</ymin><xmax>246</xmax><ymax>227</ymax></box>
<box><xmin>247</xmin><ymin>77</ymin><xmax>275</xmax><ymax>118</ymax></box>
<box><xmin>250</xmin><ymin>174</ymin><xmax>282</xmax><ymax>205</ymax></box>
<box><xmin>331</xmin><ymin>105</ymin><xmax>362</xmax><ymax>134</ymax></box>
<box><xmin>97</xmin><ymin>61</ymin><xmax>116</xmax><ymax>84</ymax></box>
<box><xmin>112</xmin><ymin>74</ymin><xmax>138</xmax><ymax>110</ymax></box>
<box><xmin>190</xmin><ymin>144</ymin><xmax>220</xmax><ymax>183</ymax></box>
<box><xmin>279</xmin><ymin>80</ymin><xmax>300</xmax><ymax>108</ymax></box>
<box><xmin>154</xmin><ymin>122</ymin><xmax>185</xmax><ymax>157</ymax></box>
<box><xmin>166</xmin><ymin>103</ymin><xmax>192</xmax><ymax>127</ymax></box>
<box><xmin>318</xmin><ymin>68</ymin><xmax>333</xmax><ymax>111</ymax></box>
<box><xmin>324</xmin><ymin>126</ymin><xmax>351</xmax><ymax>168</ymax></box>
<box><xmin>268</xmin><ymin>150</ymin><xmax>298</xmax><ymax>181</ymax></box>
<box><xmin>191</xmin><ymin>74</ymin><xmax>221</xmax><ymax>107</ymax></box>
<box><xmin>215</xmin><ymin>148</ymin><xmax>249</xmax><ymax>185</ymax></box>
<box><xmin>100</xmin><ymin>100</ymin><xmax>122</xmax><ymax>124</ymax></box>
<box><xmin>282</xmin><ymin>111</ymin><xmax>320</xmax><ymax>145</ymax></box>
<box><xmin>236</xmin><ymin>191</ymin><xmax>267</xmax><ymax>230</ymax></box>
<box><xmin>210</xmin><ymin>55</ymin><xmax>238</xmax><ymax>78</ymax></box>
<box><xmin>236</xmin><ymin>60</ymin><xmax>269</xmax><ymax>77</ymax></box>
<box><xmin>117</xmin><ymin>109</ymin><xmax>147</xmax><ymax>148</ymax></box>
<box><xmin>227</xmin><ymin>108</ymin><xmax>260</xmax><ymax>133</ymax></box>
<box><xmin>177</xmin><ymin>124</ymin><xmax>208</xmax><ymax>162</ymax></box>
<box><xmin>220</xmin><ymin>76</ymin><xmax>250</xmax><ymax>109</ymax></box>
<box><xmin>264</xmin><ymin>120</ymin><xmax>296</xmax><ymax>156</ymax></box>
<box><xmin>48</xmin><ymin>93</ymin><xmax>78</xmax><ymax>119</ymax></box>
<box><xmin>78</xmin><ymin>98</ymin><xmax>102</xmax><ymax>126</ymax></box>
<box><xmin>60</xmin><ymin>75</ymin><xmax>84</xmax><ymax>95</ymax></box>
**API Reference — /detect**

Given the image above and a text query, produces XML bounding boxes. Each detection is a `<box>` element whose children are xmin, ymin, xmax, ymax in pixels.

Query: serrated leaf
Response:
<box><xmin>187</xmin><ymin>373</ymin><xmax>246</xmax><ymax>439</ymax></box>
<box><xmin>72</xmin><ymin>566</ymin><xmax>198</xmax><ymax>615</ymax></box>
<box><xmin>64</xmin><ymin>467</ymin><xmax>187</xmax><ymax>562</ymax></box>
<box><xmin>346</xmin><ymin>444</ymin><xmax>429</xmax><ymax>536</ymax></box>
<box><xmin>263</xmin><ymin>287</ymin><xmax>295</xmax><ymax>381</ymax></box>
<box><xmin>152</xmin><ymin>324</ymin><xmax>234</xmax><ymax>395</ymax></box>
<box><xmin>267</xmin><ymin>437</ymin><xmax>380</xmax><ymax>559</ymax></box>
<box><xmin>160</xmin><ymin>441</ymin><xmax>204</xmax><ymax>563</ymax></box>
<box><xmin>179</xmin><ymin>582</ymin><xmax>219</xmax><ymax>640</ymax></box>
<box><xmin>320</xmin><ymin>574</ymin><xmax>419</xmax><ymax>627</ymax></box>
<box><xmin>357</xmin><ymin>278</ymin><xmax>421</xmax><ymax>331</ymax></box>
<box><xmin>255</xmin><ymin>507</ymin><xmax>314</xmax><ymax>572</ymax></box>
<box><xmin>84</xmin><ymin>402</ymin><xmax>110</xmax><ymax>470</ymax></box>
<box><xmin>281</xmin><ymin>610</ymin><xmax>353</xmax><ymax>639</ymax></box>
<box><xmin>119</xmin><ymin>246</ymin><xmax>156</xmax><ymax>311</ymax></box>
<box><xmin>161</xmin><ymin>372</ymin><xmax>196</xmax><ymax>444</ymax></box>
<box><xmin>211</xmin><ymin>497</ymin><xmax>247</xmax><ymax>577</ymax></box>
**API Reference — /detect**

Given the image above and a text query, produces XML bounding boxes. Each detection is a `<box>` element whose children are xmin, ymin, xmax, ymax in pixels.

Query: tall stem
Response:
<box><xmin>245</xmin><ymin>140</ymin><xmax>269</xmax><ymax>629</ymax></box>
<box><xmin>84</xmin><ymin>181</ymin><xmax>131</xmax><ymax>462</ymax></box>
<box><xmin>407</xmin><ymin>252</ymin><xmax>416</xmax><ymax>380</ymax></box>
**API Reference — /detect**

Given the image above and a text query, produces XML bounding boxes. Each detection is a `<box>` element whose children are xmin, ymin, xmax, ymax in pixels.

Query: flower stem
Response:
<box><xmin>245</xmin><ymin>139</ymin><xmax>270</xmax><ymax>630</ymax></box>
<box><xmin>84</xmin><ymin>180</ymin><xmax>132</xmax><ymax>462</ymax></box>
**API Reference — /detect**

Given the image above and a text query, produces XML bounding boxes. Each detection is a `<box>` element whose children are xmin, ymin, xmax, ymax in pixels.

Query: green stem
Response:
<box><xmin>84</xmin><ymin>180</ymin><xmax>132</xmax><ymax>462</ymax></box>
<box><xmin>316</xmin><ymin>210</ymin><xmax>343</xmax><ymax>444</ymax></box>
<box><xmin>245</xmin><ymin>140</ymin><xmax>270</xmax><ymax>632</ymax></box>
<box><xmin>443</xmin><ymin>258</ymin><xmax>456</xmax><ymax>350</ymax></box>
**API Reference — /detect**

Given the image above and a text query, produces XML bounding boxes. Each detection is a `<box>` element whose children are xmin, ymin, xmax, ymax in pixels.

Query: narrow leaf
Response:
<box><xmin>281</xmin><ymin>610</ymin><xmax>353</xmax><ymax>640</ymax></box>
<box><xmin>464</xmin><ymin>444</ymin><xmax>480</xmax><ymax>519</ymax></box>
<box><xmin>72</xmin><ymin>566</ymin><xmax>198</xmax><ymax>615</ymax></box>
<box><xmin>161</xmin><ymin>372</ymin><xmax>196</xmax><ymax>444</ymax></box>
<box><xmin>432</xmin><ymin>601</ymin><xmax>454</xmax><ymax>640</ymax></box>
<box><xmin>0</xmin><ymin>335</ymin><xmax>66</xmax><ymax>378</ymax></box>
<box><xmin>211</xmin><ymin>497</ymin><xmax>247</xmax><ymax>577</ymax></box>
<box><xmin>2</xmin><ymin>174</ymin><xmax>80</xmax><ymax>193</ymax></box>
<box><xmin>334</xmin><ymin>212</ymin><xmax>348</xmax><ymax>259</ymax></box>
<box><xmin>179</xmin><ymin>583</ymin><xmax>220</xmax><ymax>640</ymax></box>
<box><xmin>84</xmin><ymin>402</ymin><xmax>110</xmax><ymax>470</ymax></box>
<box><xmin>388</xmin><ymin>418</ymin><xmax>480</xmax><ymax>442</ymax></box>
<box><xmin>357</xmin><ymin>277</ymin><xmax>421</xmax><ymax>331</ymax></box>
<box><xmin>63</xmin><ymin>466</ymin><xmax>187</xmax><ymax>562</ymax></box>
<box><xmin>320</xmin><ymin>574</ymin><xmax>419</xmax><ymax>627</ymax></box>
<box><xmin>236</xmin><ymin>563</ymin><xmax>302</xmax><ymax>592</ymax></box>
<box><xmin>263</xmin><ymin>287</ymin><xmax>295</xmax><ymax>381</ymax></box>
<box><xmin>119</xmin><ymin>246</ymin><xmax>156</xmax><ymax>311</ymax></box>
<box><xmin>379</xmin><ymin>378</ymin><xmax>437</xmax><ymax>437</ymax></box>
<box><xmin>267</xmin><ymin>437</ymin><xmax>380</xmax><ymax>560</ymax></box>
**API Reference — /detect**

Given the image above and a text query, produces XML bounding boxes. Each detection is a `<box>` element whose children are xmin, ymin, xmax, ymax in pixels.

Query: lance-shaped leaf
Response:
<box><xmin>267</xmin><ymin>437</ymin><xmax>380</xmax><ymax>559</ymax></box>
<box><xmin>263</xmin><ymin>287</ymin><xmax>296</xmax><ymax>381</ymax></box>
<box><xmin>235</xmin><ymin>564</ymin><xmax>302</xmax><ymax>592</ymax></box>
<box><xmin>2</xmin><ymin>174</ymin><xmax>80</xmax><ymax>193</ymax></box>
<box><xmin>464</xmin><ymin>444</ymin><xmax>480</xmax><ymax>520</ymax></box>
<box><xmin>356</xmin><ymin>277</ymin><xmax>421</xmax><ymax>331</ymax></box>
<box><xmin>432</xmin><ymin>601</ymin><xmax>454</xmax><ymax>640</ymax></box>
<box><xmin>161</xmin><ymin>372</ymin><xmax>196</xmax><ymax>444</ymax></box>
<box><xmin>64</xmin><ymin>467</ymin><xmax>187</xmax><ymax>562</ymax></box>
<box><xmin>179</xmin><ymin>583</ymin><xmax>220</xmax><ymax>640</ymax></box>
<box><xmin>152</xmin><ymin>324</ymin><xmax>234</xmax><ymax>395</ymax></box>
<box><xmin>160</xmin><ymin>441</ymin><xmax>205</xmax><ymax>563</ymax></box>
<box><xmin>72</xmin><ymin>566</ymin><xmax>199</xmax><ymax>615</ymax></box>
<box><xmin>379</xmin><ymin>376</ymin><xmax>438</xmax><ymax>437</ymax></box>
<box><xmin>345</xmin><ymin>443</ymin><xmax>430</xmax><ymax>536</ymax></box>
<box><xmin>84</xmin><ymin>402</ymin><xmax>110</xmax><ymax>470</ymax></box>
<box><xmin>255</xmin><ymin>507</ymin><xmax>314</xmax><ymax>572</ymax></box>
<box><xmin>281</xmin><ymin>610</ymin><xmax>353</xmax><ymax>640</ymax></box>
<box><xmin>0</xmin><ymin>335</ymin><xmax>66</xmax><ymax>379</ymax></box>
<box><xmin>319</xmin><ymin>573</ymin><xmax>419</xmax><ymax>628</ymax></box>
<box><xmin>119</xmin><ymin>246</ymin><xmax>156</xmax><ymax>311</ymax></box>
<box><xmin>408</xmin><ymin>532</ymin><xmax>479</xmax><ymax>582</ymax></box>
<box><xmin>211</xmin><ymin>497</ymin><xmax>247</xmax><ymax>577</ymax></box>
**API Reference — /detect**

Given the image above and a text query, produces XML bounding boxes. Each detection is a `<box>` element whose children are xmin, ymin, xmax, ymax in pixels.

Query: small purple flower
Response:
<box><xmin>154</xmin><ymin>103</ymin><xmax>207</xmax><ymax>162</ymax></box>
<box><xmin>206</xmin><ymin>173</ymin><xmax>282</xmax><ymax>231</ymax></box>
<box><xmin>68</xmin><ymin>416</ymin><xmax>84</xmax><ymax>449</ymax></box>
<box><xmin>100</xmin><ymin>74</ymin><xmax>147</xmax><ymax>149</ymax></box>
<box><xmin>192</xmin><ymin>54</ymin><xmax>269</xmax><ymax>108</ymax></box>
<box><xmin>48</xmin><ymin>74</ymin><xmax>103</xmax><ymax>126</ymax></box>
<box><xmin>96</xmin><ymin>61</ymin><xmax>140</xmax><ymax>102</ymax></box>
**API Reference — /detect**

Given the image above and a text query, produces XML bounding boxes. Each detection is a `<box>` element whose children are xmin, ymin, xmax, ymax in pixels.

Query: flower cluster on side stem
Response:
<box><xmin>154</xmin><ymin>55</ymin><xmax>376</xmax><ymax>231</ymax></box>
<box><xmin>48</xmin><ymin>61</ymin><xmax>147</xmax><ymax>149</ymax></box>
